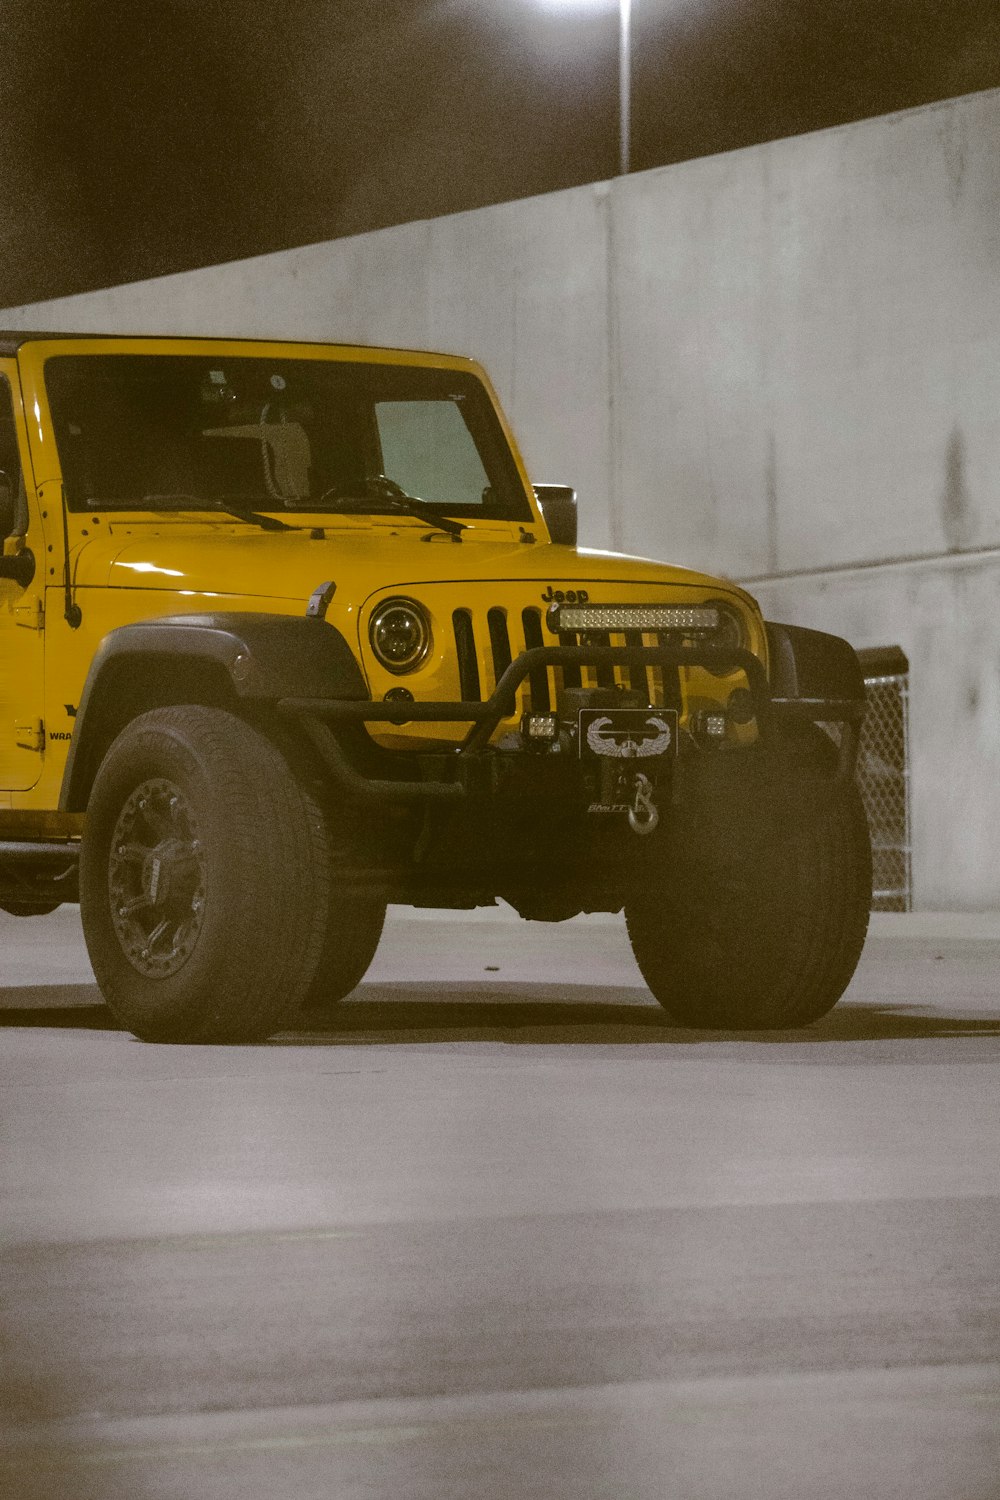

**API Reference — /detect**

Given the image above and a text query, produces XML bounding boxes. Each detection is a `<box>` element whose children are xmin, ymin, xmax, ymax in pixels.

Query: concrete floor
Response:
<box><xmin>1</xmin><ymin>906</ymin><xmax>998</xmax><ymax>1499</ymax></box>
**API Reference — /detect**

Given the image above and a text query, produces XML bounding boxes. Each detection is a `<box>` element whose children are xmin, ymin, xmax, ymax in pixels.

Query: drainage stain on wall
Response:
<box><xmin>940</xmin><ymin>424</ymin><xmax>976</xmax><ymax>553</ymax></box>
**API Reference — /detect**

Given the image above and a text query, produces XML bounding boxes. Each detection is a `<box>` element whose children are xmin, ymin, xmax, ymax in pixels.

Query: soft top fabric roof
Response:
<box><xmin>0</xmin><ymin>331</ymin><xmax>287</xmax><ymax>356</ymax></box>
<box><xmin>0</xmin><ymin>332</ymin><xmax>457</xmax><ymax>360</ymax></box>
<box><xmin>0</xmin><ymin>330</ymin><xmax>89</xmax><ymax>356</ymax></box>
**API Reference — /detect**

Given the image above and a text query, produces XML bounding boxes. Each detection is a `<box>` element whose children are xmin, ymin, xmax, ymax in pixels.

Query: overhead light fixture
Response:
<box><xmin>532</xmin><ymin>0</ymin><xmax>632</xmax><ymax>175</ymax></box>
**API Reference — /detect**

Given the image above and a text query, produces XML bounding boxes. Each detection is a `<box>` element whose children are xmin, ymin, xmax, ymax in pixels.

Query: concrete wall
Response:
<box><xmin>3</xmin><ymin>89</ymin><xmax>999</xmax><ymax>907</ymax></box>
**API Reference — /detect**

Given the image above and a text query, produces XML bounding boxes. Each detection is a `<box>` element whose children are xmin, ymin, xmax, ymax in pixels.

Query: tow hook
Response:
<box><xmin>587</xmin><ymin>763</ymin><xmax>660</xmax><ymax>835</ymax></box>
<box><xmin>627</xmin><ymin>773</ymin><xmax>659</xmax><ymax>837</ymax></box>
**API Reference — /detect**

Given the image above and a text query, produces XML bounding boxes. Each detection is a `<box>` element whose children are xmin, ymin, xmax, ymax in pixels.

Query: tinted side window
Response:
<box><xmin>0</xmin><ymin>378</ymin><xmax>23</xmax><ymax>538</ymax></box>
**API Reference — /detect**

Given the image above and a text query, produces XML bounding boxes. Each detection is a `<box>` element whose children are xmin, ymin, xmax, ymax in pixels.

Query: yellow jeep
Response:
<box><xmin>0</xmin><ymin>333</ymin><xmax>871</xmax><ymax>1041</ymax></box>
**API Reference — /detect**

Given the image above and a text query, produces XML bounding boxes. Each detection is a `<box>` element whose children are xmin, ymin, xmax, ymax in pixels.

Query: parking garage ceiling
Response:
<box><xmin>1</xmin><ymin>0</ymin><xmax>998</xmax><ymax>308</ymax></box>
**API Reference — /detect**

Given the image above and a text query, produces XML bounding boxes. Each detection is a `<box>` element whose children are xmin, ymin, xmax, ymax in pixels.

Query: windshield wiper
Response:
<box><xmin>208</xmin><ymin>504</ymin><xmax>298</xmax><ymax>533</ymax></box>
<box><xmin>324</xmin><ymin>475</ymin><xmax>466</xmax><ymax>539</ymax></box>
<box><xmin>147</xmin><ymin>494</ymin><xmax>302</xmax><ymax>533</ymax></box>
<box><xmin>86</xmin><ymin>494</ymin><xmax>301</xmax><ymax>533</ymax></box>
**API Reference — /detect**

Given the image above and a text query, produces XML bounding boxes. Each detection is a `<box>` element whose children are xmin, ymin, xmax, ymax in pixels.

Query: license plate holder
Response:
<box><xmin>578</xmin><ymin>708</ymin><xmax>678</xmax><ymax>760</ymax></box>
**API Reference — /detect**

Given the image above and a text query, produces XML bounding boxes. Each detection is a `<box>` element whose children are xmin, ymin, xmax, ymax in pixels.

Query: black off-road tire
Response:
<box><xmin>625</xmin><ymin>736</ymin><xmax>872</xmax><ymax>1030</ymax></box>
<box><xmin>302</xmin><ymin>893</ymin><xmax>386</xmax><ymax>1009</ymax></box>
<box><xmin>80</xmin><ymin>705</ymin><xmax>329</xmax><ymax>1043</ymax></box>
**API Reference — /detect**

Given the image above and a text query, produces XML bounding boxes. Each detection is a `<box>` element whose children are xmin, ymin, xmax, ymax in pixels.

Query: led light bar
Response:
<box><xmin>554</xmin><ymin>604</ymin><xmax>720</xmax><ymax>633</ymax></box>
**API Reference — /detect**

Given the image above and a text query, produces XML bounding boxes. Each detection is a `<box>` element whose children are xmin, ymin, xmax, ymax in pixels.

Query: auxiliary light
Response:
<box><xmin>553</xmin><ymin>604</ymin><xmax>721</xmax><ymax>633</ymax></box>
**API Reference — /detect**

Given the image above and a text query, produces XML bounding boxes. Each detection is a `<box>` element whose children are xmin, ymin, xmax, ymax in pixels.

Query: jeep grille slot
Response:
<box><xmin>452</xmin><ymin>609</ymin><xmax>481</xmax><ymax>701</ymax></box>
<box><xmin>521</xmin><ymin>607</ymin><xmax>550</xmax><ymax>711</ymax></box>
<box><xmin>592</xmin><ymin>633</ymin><xmax>616</xmax><ymax>689</ymax></box>
<box><xmin>487</xmin><ymin>608</ymin><xmax>513</xmax><ymax>684</ymax></box>
<box><xmin>558</xmin><ymin>634</ymin><xmax>582</xmax><ymax>689</ymax></box>
<box><xmin>625</xmin><ymin>630</ymin><xmax>649</xmax><ymax>699</ymax></box>
<box><xmin>653</xmin><ymin>636</ymin><xmax>683</xmax><ymax>713</ymax></box>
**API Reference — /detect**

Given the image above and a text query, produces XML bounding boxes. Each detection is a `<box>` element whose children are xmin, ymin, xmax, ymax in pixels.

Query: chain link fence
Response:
<box><xmin>855</xmin><ymin>659</ymin><xmax>912</xmax><ymax>911</ymax></box>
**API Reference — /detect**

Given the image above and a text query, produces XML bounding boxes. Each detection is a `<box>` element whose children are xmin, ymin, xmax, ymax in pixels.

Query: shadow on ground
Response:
<box><xmin>0</xmin><ymin>984</ymin><xmax>120</xmax><ymax>1030</ymax></box>
<box><xmin>2</xmin><ymin>980</ymin><xmax>997</xmax><ymax>1049</ymax></box>
<box><xmin>286</xmin><ymin>983</ymin><xmax>1000</xmax><ymax>1050</ymax></box>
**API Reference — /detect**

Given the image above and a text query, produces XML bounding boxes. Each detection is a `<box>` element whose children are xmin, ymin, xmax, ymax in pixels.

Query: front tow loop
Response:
<box><xmin>627</xmin><ymin>773</ymin><xmax>659</xmax><ymax>837</ymax></box>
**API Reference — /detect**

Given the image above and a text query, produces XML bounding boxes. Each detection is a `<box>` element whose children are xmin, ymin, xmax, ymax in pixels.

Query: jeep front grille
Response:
<box><xmin>451</xmin><ymin>606</ymin><xmax>683</xmax><ymax>716</ymax></box>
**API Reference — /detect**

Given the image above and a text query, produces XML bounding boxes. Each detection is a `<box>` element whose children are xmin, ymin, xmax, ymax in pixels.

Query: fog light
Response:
<box><xmin>521</xmin><ymin>711</ymin><xmax>559</xmax><ymax>742</ymax></box>
<box><xmin>691</xmin><ymin>709</ymin><xmax>728</xmax><ymax>741</ymax></box>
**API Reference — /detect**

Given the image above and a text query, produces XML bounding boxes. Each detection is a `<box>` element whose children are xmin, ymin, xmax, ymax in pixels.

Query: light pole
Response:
<box><xmin>618</xmin><ymin>0</ymin><xmax>631</xmax><ymax>176</ymax></box>
<box><xmin>538</xmin><ymin>0</ymin><xmax>632</xmax><ymax>176</ymax></box>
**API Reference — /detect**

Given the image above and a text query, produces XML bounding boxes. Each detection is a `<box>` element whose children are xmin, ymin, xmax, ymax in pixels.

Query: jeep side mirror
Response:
<box><xmin>533</xmin><ymin>484</ymin><xmax>577</xmax><ymax>548</ymax></box>
<box><xmin>0</xmin><ymin>542</ymin><xmax>35</xmax><ymax>589</ymax></box>
<box><xmin>0</xmin><ymin>477</ymin><xmax>35</xmax><ymax>582</ymax></box>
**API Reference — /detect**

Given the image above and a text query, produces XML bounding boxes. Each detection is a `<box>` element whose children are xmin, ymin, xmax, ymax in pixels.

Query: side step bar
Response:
<box><xmin>0</xmin><ymin>840</ymin><xmax>80</xmax><ymax>905</ymax></box>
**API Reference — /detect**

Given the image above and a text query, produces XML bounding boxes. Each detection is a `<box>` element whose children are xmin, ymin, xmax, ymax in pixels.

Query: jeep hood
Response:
<box><xmin>78</xmin><ymin>525</ymin><xmax>757</xmax><ymax>612</ymax></box>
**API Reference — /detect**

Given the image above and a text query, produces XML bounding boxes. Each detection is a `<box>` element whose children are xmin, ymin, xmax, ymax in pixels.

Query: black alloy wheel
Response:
<box><xmin>107</xmin><ymin>776</ymin><xmax>207</xmax><ymax>979</ymax></box>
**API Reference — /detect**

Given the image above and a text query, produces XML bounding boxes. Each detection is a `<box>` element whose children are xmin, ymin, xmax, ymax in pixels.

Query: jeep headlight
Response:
<box><xmin>705</xmin><ymin>600</ymin><xmax>746</xmax><ymax>674</ymax></box>
<box><xmin>369</xmin><ymin>597</ymin><xmax>432</xmax><ymax>674</ymax></box>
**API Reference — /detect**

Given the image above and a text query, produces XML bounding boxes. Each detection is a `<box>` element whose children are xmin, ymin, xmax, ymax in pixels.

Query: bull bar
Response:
<box><xmin>278</xmin><ymin>642</ymin><xmax>866</xmax><ymax>803</ymax></box>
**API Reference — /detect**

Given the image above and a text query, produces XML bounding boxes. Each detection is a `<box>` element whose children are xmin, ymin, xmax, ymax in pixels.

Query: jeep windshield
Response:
<box><xmin>44</xmin><ymin>354</ymin><xmax>533</xmax><ymax>523</ymax></box>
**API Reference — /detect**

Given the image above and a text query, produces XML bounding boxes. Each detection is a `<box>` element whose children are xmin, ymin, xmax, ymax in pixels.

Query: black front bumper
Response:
<box><xmin>279</xmin><ymin>632</ymin><xmax>867</xmax><ymax>804</ymax></box>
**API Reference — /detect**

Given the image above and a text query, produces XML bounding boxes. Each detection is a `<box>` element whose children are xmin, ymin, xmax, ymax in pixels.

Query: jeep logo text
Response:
<box><xmin>541</xmin><ymin>586</ymin><xmax>589</xmax><ymax>604</ymax></box>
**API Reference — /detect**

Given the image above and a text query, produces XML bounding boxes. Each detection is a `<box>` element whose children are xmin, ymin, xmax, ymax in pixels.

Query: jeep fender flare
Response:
<box><xmin>764</xmin><ymin>620</ymin><xmax>867</xmax><ymax>782</ymax></box>
<box><xmin>764</xmin><ymin>621</ymin><xmax>865</xmax><ymax>704</ymax></box>
<box><xmin>60</xmin><ymin>612</ymin><xmax>369</xmax><ymax>812</ymax></box>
